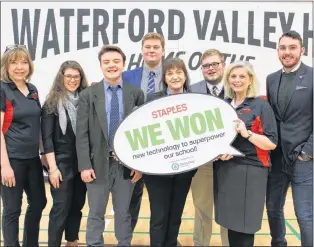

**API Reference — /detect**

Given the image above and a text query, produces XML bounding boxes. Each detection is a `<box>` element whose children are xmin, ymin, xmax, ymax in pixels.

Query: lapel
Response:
<box><xmin>134</xmin><ymin>67</ymin><xmax>143</xmax><ymax>89</ymax></box>
<box><xmin>161</xmin><ymin>89</ymin><xmax>168</xmax><ymax>97</ymax></box>
<box><xmin>123</xmin><ymin>82</ymin><xmax>135</xmax><ymax>118</ymax></box>
<box><xmin>92</xmin><ymin>80</ymin><xmax>108</xmax><ymax>140</ymax></box>
<box><xmin>201</xmin><ymin>80</ymin><xmax>208</xmax><ymax>94</ymax></box>
<box><xmin>201</xmin><ymin>80</ymin><xmax>224</xmax><ymax>98</ymax></box>
<box><xmin>218</xmin><ymin>88</ymin><xmax>224</xmax><ymax>99</ymax></box>
<box><xmin>281</xmin><ymin>63</ymin><xmax>306</xmax><ymax>119</ymax></box>
<box><xmin>271</xmin><ymin>70</ymin><xmax>282</xmax><ymax>118</ymax></box>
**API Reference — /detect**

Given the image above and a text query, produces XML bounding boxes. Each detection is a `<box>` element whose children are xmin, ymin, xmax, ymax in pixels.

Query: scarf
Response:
<box><xmin>58</xmin><ymin>91</ymin><xmax>79</xmax><ymax>135</ymax></box>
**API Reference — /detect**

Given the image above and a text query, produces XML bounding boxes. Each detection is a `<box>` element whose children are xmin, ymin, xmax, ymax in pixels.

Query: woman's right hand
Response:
<box><xmin>1</xmin><ymin>164</ymin><xmax>16</xmax><ymax>187</ymax></box>
<box><xmin>215</xmin><ymin>154</ymin><xmax>233</xmax><ymax>161</ymax></box>
<box><xmin>49</xmin><ymin>168</ymin><xmax>63</xmax><ymax>189</ymax></box>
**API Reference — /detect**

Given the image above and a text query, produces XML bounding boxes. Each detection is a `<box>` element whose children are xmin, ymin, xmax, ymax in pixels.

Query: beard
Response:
<box><xmin>204</xmin><ymin>74</ymin><xmax>223</xmax><ymax>85</ymax></box>
<box><xmin>280</xmin><ymin>53</ymin><xmax>302</xmax><ymax>69</ymax></box>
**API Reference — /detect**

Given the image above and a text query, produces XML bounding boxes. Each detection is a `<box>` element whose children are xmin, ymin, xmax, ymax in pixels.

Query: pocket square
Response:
<box><xmin>296</xmin><ymin>86</ymin><xmax>307</xmax><ymax>90</ymax></box>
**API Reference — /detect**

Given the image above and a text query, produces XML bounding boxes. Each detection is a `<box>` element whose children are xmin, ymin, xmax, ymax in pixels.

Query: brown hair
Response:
<box><xmin>1</xmin><ymin>47</ymin><xmax>34</xmax><ymax>82</ymax></box>
<box><xmin>45</xmin><ymin>60</ymin><xmax>89</xmax><ymax>114</ymax></box>
<box><xmin>98</xmin><ymin>45</ymin><xmax>126</xmax><ymax>64</ymax></box>
<box><xmin>161</xmin><ymin>58</ymin><xmax>190</xmax><ymax>92</ymax></box>
<box><xmin>141</xmin><ymin>32</ymin><xmax>165</xmax><ymax>49</ymax></box>
<box><xmin>201</xmin><ymin>49</ymin><xmax>225</xmax><ymax>63</ymax></box>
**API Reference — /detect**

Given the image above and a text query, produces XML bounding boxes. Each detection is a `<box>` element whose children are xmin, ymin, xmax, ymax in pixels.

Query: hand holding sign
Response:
<box><xmin>114</xmin><ymin>93</ymin><xmax>243</xmax><ymax>175</ymax></box>
<box><xmin>234</xmin><ymin>119</ymin><xmax>249</xmax><ymax>137</ymax></box>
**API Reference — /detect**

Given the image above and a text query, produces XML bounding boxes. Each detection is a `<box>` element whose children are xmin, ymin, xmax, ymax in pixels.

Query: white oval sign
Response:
<box><xmin>114</xmin><ymin>93</ymin><xmax>243</xmax><ymax>175</ymax></box>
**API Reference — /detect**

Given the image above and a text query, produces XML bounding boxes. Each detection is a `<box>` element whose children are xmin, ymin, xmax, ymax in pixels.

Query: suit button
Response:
<box><xmin>281</xmin><ymin>122</ymin><xmax>284</xmax><ymax>124</ymax></box>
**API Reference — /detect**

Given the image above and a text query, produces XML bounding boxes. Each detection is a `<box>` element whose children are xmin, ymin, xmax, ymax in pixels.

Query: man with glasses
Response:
<box><xmin>190</xmin><ymin>49</ymin><xmax>229</xmax><ymax>246</ymax></box>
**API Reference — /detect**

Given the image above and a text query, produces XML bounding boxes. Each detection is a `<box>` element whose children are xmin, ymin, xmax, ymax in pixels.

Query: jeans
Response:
<box><xmin>266</xmin><ymin>158</ymin><xmax>313</xmax><ymax>247</ymax></box>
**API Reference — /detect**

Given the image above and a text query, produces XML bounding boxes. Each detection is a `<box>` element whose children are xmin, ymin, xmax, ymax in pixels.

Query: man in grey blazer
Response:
<box><xmin>190</xmin><ymin>49</ymin><xmax>229</xmax><ymax>247</ymax></box>
<box><xmin>76</xmin><ymin>45</ymin><xmax>144</xmax><ymax>246</ymax></box>
<box><xmin>266</xmin><ymin>31</ymin><xmax>313</xmax><ymax>247</ymax></box>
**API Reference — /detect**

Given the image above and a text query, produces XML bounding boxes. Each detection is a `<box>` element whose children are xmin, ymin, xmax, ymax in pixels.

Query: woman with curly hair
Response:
<box><xmin>41</xmin><ymin>60</ymin><xmax>88</xmax><ymax>247</ymax></box>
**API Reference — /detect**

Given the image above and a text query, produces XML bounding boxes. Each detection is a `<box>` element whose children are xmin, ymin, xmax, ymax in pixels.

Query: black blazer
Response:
<box><xmin>145</xmin><ymin>89</ymin><xmax>198</xmax><ymax>179</ymax></box>
<box><xmin>266</xmin><ymin>62</ymin><xmax>313</xmax><ymax>166</ymax></box>
<box><xmin>41</xmin><ymin>104</ymin><xmax>77</xmax><ymax>168</ymax></box>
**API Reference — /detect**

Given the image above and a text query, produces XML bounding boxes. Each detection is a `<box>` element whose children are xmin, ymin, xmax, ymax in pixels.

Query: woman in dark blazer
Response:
<box><xmin>214</xmin><ymin>61</ymin><xmax>278</xmax><ymax>247</ymax></box>
<box><xmin>41</xmin><ymin>60</ymin><xmax>88</xmax><ymax>247</ymax></box>
<box><xmin>144</xmin><ymin>58</ymin><xmax>197</xmax><ymax>247</ymax></box>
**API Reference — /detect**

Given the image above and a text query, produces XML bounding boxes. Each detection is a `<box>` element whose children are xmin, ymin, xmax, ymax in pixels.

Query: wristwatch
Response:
<box><xmin>300</xmin><ymin>151</ymin><xmax>312</xmax><ymax>161</ymax></box>
<box><xmin>244</xmin><ymin>130</ymin><xmax>253</xmax><ymax>140</ymax></box>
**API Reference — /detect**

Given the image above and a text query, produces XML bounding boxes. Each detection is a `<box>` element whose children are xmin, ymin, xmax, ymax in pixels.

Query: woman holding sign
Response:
<box><xmin>41</xmin><ymin>61</ymin><xmax>88</xmax><ymax>247</ymax></box>
<box><xmin>214</xmin><ymin>61</ymin><xmax>278</xmax><ymax>247</ymax></box>
<box><xmin>144</xmin><ymin>58</ymin><xmax>197</xmax><ymax>247</ymax></box>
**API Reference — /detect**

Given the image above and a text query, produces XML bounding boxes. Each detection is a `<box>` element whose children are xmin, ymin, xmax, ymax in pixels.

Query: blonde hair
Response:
<box><xmin>141</xmin><ymin>32</ymin><xmax>165</xmax><ymax>49</ymax></box>
<box><xmin>223</xmin><ymin>61</ymin><xmax>259</xmax><ymax>99</ymax></box>
<box><xmin>1</xmin><ymin>47</ymin><xmax>34</xmax><ymax>82</ymax></box>
<box><xmin>201</xmin><ymin>49</ymin><xmax>224</xmax><ymax>63</ymax></box>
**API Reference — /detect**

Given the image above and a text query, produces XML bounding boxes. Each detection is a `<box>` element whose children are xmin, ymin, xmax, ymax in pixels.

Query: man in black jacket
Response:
<box><xmin>266</xmin><ymin>30</ymin><xmax>313</xmax><ymax>247</ymax></box>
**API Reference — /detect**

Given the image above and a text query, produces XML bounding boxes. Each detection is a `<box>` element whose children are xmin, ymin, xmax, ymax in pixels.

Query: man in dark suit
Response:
<box><xmin>76</xmin><ymin>45</ymin><xmax>144</xmax><ymax>246</ymax></box>
<box><xmin>122</xmin><ymin>32</ymin><xmax>165</xmax><ymax>232</ymax></box>
<box><xmin>266</xmin><ymin>31</ymin><xmax>313</xmax><ymax>247</ymax></box>
<box><xmin>190</xmin><ymin>49</ymin><xmax>229</xmax><ymax>247</ymax></box>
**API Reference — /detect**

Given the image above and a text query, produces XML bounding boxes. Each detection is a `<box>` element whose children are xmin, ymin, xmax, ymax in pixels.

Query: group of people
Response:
<box><xmin>0</xmin><ymin>30</ymin><xmax>312</xmax><ymax>247</ymax></box>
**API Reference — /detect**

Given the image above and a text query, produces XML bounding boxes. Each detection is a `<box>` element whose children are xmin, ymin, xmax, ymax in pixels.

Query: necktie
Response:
<box><xmin>212</xmin><ymin>86</ymin><xmax>218</xmax><ymax>96</ymax></box>
<box><xmin>109</xmin><ymin>86</ymin><xmax>120</xmax><ymax>149</ymax></box>
<box><xmin>277</xmin><ymin>71</ymin><xmax>296</xmax><ymax>114</ymax></box>
<box><xmin>147</xmin><ymin>71</ymin><xmax>156</xmax><ymax>96</ymax></box>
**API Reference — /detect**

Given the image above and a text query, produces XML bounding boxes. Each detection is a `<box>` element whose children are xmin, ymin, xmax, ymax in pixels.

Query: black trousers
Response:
<box><xmin>228</xmin><ymin>229</ymin><xmax>255</xmax><ymax>247</ymax></box>
<box><xmin>144</xmin><ymin>174</ymin><xmax>192</xmax><ymax>247</ymax></box>
<box><xmin>129</xmin><ymin>177</ymin><xmax>144</xmax><ymax>230</ymax></box>
<box><xmin>1</xmin><ymin>157</ymin><xmax>47</xmax><ymax>247</ymax></box>
<box><xmin>48</xmin><ymin>167</ymin><xmax>86</xmax><ymax>247</ymax></box>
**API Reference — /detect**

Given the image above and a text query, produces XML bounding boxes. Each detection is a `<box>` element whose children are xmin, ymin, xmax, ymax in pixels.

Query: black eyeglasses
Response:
<box><xmin>5</xmin><ymin>44</ymin><xmax>27</xmax><ymax>53</ymax></box>
<box><xmin>201</xmin><ymin>62</ymin><xmax>221</xmax><ymax>69</ymax></box>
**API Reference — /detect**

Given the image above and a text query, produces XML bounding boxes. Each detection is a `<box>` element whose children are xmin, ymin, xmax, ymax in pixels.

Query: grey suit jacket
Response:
<box><xmin>76</xmin><ymin>80</ymin><xmax>145</xmax><ymax>183</ymax></box>
<box><xmin>266</xmin><ymin>62</ymin><xmax>313</xmax><ymax>166</ymax></box>
<box><xmin>191</xmin><ymin>80</ymin><xmax>225</xmax><ymax>99</ymax></box>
